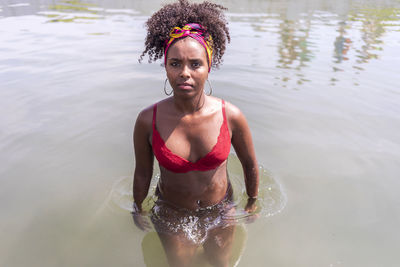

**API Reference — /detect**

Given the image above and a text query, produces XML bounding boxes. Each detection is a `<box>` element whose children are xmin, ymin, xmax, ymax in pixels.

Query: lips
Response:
<box><xmin>177</xmin><ymin>83</ymin><xmax>193</xmax><ymax>90</ymax></box>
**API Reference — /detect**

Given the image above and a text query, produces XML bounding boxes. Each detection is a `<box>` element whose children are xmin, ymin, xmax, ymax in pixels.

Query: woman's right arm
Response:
<box><xmin>133</xmin><ymin>108</ymin><xmax>154</xmax><ymax>213</ymax></box>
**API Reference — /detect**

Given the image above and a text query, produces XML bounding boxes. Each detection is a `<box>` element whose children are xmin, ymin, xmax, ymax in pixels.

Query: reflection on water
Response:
<box><xmin>276</xmin><ymin>17</ymin><xmax>313</xmax><ymax>86</ymax></box>
<box><xmin>224</xmin><ymin>4</ymin><xmax>399</xmax><ymax>89</ymax></box>
<box><xmin>1</xmin><ymin>0</ymin><xmax>399</xmax><ymax>87</ymax></box>
<box><xmin>46</xmin><ymin>0</ymin><xmax>102</xmax><ymax>23</ymax></box>
<box><xmin>333</xmin><ymin>21</ymin><xmax>351</xmax><ymax>64</ymax></box>
<box><xmin>329</xmin><ymin>7</ymin><xmax>399</xmax><ymax>85</ymax></box>
<box><xmin>351</xmin><ymin>8</ymin><xmax>397</xmax><ymax>65</ymax></box>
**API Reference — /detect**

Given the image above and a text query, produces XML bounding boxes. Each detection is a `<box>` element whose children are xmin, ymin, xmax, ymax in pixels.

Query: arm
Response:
<box><xmin>227</xmin><ymin>102</ymin><xmax>259</xmax><ymax>210</ymax></box>
<box><xmin>132</xmin><ymin>108</ymin><xmax>154</xmax><ymax>213</ymax></box>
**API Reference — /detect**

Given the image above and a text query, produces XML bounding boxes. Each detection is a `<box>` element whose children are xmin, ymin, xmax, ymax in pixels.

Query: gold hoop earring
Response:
<box><xmin>164</xmin><ymin>78</ymin><xmax>173</xmax><ymax>96</ymax></box>
<box><xmin>205</xmin><ymin>79</ymin><xmax>213</xmax><ymax>96</ymax></box>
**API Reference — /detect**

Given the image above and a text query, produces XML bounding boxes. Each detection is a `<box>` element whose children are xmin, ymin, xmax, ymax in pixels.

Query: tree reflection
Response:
<box><xmin>46</xmin><ymin>0</ymin><xmax>103</xmax><ymax>23</ymax></box>
<box><xmin>329</xmin><ymin>7</ymin><xmax>399</xmax><ymax>85</ymax></box>
<box><xmin>276</xmin><ymin>16</ymin><xmax>314</xmax><ymax>87</ymax></box>
<box><xmin>350</xmin><ymin>8</ymin><xmax>394</xmax><ymax>66</ymax></box>
<box><xmin>6</xmin><ymin>0</ymin><xmax>397</xmax><ymax>87</ymax></box>
<box><xmin>273</xmin><ymin>5</ymin><xmax>399</xmax><ymax>87</ymax></box>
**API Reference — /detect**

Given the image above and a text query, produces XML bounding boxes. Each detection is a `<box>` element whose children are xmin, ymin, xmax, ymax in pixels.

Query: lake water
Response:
<box><xmin>1</xmin><ymin>0</ymin><xmax>400</xmax><ymax>266</ymax></box>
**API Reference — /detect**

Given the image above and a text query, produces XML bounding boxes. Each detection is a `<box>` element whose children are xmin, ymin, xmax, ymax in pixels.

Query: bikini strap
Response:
<box><xmin>152</xmin><ymin>104</ymin><xmax>157</xmax><ymax>130</ymax></box>
<box><xmin>222</xmin><ymin>99</ymin><xmax>227</xmax><ymax>122</ymax></box>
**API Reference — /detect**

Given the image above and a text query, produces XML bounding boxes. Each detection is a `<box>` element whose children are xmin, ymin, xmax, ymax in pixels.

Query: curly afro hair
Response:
<box><xmin>139</xmin><ymin>0</ymin><xmax>230</xmax><ymax>69</ymax></box>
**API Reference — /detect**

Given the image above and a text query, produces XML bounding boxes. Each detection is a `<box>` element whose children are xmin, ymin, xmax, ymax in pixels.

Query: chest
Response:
<box><xmin>156</xmin><ymin>112</ymin><xmax>225</xmax><ymax>162</ymax></box>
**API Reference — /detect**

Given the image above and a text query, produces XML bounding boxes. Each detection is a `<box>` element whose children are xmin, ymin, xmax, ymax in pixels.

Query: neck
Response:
<box><xmin>173</xmin><ymin>93</ymin><xmax>206</xmax><ymax>114</ymax></box>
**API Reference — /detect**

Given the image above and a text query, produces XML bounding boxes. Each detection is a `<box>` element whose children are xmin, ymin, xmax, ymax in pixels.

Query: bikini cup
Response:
<box><xmin>152</xmin><ymin>100</ymin><xmax>231</xmax><ymax>173</ymax></box>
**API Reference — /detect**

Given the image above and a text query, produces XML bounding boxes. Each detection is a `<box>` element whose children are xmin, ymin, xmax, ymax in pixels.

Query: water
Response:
<box><xmin>1</xmin><ymin>0</ymin><xmax>400</xmax><ymax>266</ymax></box>
<box><xmin>107</xmin><ymin>155</ymin><xmax>285</xmax><ymax>218</ymax></box>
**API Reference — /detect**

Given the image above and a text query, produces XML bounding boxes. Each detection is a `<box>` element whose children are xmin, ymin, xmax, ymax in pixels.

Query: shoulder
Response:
<box><xmin>134</xmin><ymin>104</ymin><xmax>155</xmax><ymax>133</ymax></box>
<box><xmin>137</xmin><ymin>104</ymin><xmax>154</xmax><ymax>123</ymax></box>
<box><xmin>206</xmin><ymin>96</ymin><xmax>240</xmax><ymax>116</ymax></box>
<box><xmin>223</xmin><ymin>100</ymin><xmax>247</xmax><ymax>130</ymax></box>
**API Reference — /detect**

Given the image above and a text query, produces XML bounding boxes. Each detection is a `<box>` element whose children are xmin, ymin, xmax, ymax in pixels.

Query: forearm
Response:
<box><xmin>132</xmin><ymin>170</ymin><xmax>153</xmax><ymax>231</ymax></box>
<box><xmin>243</xmin><ymin>162</ymin><xmax>259</xmax><ymax>198</ymax></box>
<box><xmin>133</xmin><ymin>170</ymin><xmax>153</xmax><ymax>211</ymax></box>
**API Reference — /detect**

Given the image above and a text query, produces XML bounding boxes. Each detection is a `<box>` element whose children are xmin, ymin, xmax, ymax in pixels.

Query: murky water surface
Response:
<box><xmin>1</xmin><ymin>0</ymin><xmax>400</xmax><ymax>266</ymax></box>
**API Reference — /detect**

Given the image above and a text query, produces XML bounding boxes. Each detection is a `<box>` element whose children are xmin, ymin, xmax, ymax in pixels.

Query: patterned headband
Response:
<box><xmin>164</xmin><ymin>23</ymin><xmax>213</xmax><ymax>72</ymax></box>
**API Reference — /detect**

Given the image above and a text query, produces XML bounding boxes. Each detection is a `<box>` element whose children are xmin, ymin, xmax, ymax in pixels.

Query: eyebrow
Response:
<box><xmin>168</xmin><ymin>57</ymin><xmax>203</xmax><ymax>61</ymax></box>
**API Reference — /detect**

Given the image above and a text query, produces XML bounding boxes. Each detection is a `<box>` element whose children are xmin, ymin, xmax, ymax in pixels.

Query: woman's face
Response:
<box><xmin>165</xmin><ymin>37</ymin><xmax>209</xmax><ymax>97</ymax></box>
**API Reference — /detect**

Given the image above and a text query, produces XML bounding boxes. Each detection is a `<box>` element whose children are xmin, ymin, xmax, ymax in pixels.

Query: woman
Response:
<box><xmin>133</xmin><ymin>1</ymin><xmax>259</xmax><ymax>266</ymax></box>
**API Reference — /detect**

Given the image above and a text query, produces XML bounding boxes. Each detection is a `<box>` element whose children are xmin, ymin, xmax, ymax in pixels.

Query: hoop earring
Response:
<box><xmin>205</xmin><ymin>79</ymin><xmax>213</xmax><ymax>96</ymax></box>
<box><xmin>164</xmin><ymin>78</ymin><xmax>173</xmax><ymax>96</ymax></box>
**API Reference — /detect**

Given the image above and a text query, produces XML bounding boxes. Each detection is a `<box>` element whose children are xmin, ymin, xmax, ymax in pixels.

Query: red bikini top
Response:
<box><xmin>152</xmin><ymin>100</ymin><xmax>231</xmax><ymax>173</ymax></box>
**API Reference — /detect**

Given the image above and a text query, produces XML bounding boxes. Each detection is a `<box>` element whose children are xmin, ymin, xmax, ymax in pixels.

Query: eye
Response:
<box><xmin>192</xmin><ymin>61</ymin><xmax>201</xmax><ymax>68</ymax></box>
<box><xmin>170</xmin><ymin>61</ymin><xmax>179</xmax><ymax>67</ymax></box>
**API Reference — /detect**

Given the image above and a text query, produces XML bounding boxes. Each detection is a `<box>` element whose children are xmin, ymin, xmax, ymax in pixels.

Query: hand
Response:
<box><xmin>244</xmin><ymin>197</ymin><xmax>257</xmax><ymax>213</ymax></box>
<box><xmin>131</xmin><ymin>203</ymin><xmax>151</xmax><ymax>231</ymax></box>
<box><xmin>244</xmin><ymin>197</ymin><xmax>259</xmax><ymax>224</ymax></box>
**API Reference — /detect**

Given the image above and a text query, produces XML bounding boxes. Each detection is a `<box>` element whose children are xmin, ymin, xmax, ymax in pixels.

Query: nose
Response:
<box><xmin>180</xmin><ymin>64</ymin><xmax>190</xmax><ymax>79</ymax></box>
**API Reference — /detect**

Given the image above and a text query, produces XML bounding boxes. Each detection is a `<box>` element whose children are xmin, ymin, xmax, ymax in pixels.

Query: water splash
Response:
<box><xmin>104</xmin><ymin>154</ymin><xmax>287</xmax><ymax>241</ymax></box>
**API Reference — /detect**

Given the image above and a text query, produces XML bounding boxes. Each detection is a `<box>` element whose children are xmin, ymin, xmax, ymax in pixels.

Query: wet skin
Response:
<box><xmin>133</xmin><ymin>37</ymin><xmax>259</xmax><ymax>267</ymax></box>
<box><xmin>158</xmin><ymin>38</ymin><xmax>230</xmax><ymax>210</ymax></box>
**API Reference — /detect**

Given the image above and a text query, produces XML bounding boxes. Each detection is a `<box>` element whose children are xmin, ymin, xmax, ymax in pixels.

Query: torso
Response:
<box><xmin>150</xmin><ymin>96</ymin><xmax>231</xmax><ymax>210</ymax></box>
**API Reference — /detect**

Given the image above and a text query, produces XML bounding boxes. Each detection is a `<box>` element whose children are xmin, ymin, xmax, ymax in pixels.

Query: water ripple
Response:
<box><xmin>104</xmin><ymin>154</ymin><xmax>287</xmax><ymax>224</ymax></box>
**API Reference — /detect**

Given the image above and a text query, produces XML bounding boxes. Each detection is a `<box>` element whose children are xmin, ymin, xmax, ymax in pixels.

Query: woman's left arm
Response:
<box><xmin>227</xmin><ymin>102</ymin><xmax>259</xmax><ymax>204</ymax></box>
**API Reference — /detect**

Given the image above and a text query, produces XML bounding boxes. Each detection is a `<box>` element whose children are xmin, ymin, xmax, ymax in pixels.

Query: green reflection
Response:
<box><xmin>352</xmin><ymin>7</ymin><xmax>399</xmax><ymax>64</ymax></box>
<box><xmin>49</xmin><ymin>0</ymin><xmax>98</xmax><ymax>13</ymax></box>
<box><xmin>273</xmin><ymin>5</ymin><xmax>400</xmax><ymax>87</ymax></box>
<box><xmin>35</xmin><ymin>0</ymin><xmax>400</xmax><ymax>87</ymax></box>
<box><xmin>276</xmin><ymin>16</ymin><xmax>314</xmax><ymax>87</ymax></box>
<box><xmin>330</xmin><ymin>6</ymin><xmax>399</xmax><ymax>85</ymax></box>
<box><xmin>277</xmin><ymin>19</ymin><xmax>313</xmax><ymax>68</ymax></box>
<box><xmin>44</xmin><ymin>0</ymin><xmax>103</xmax><ymax>23</ymax></box>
